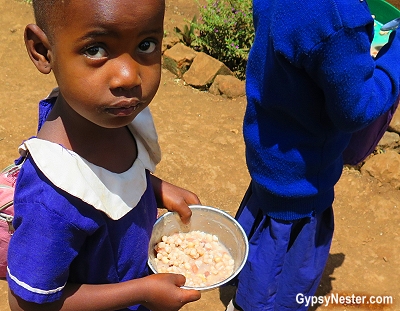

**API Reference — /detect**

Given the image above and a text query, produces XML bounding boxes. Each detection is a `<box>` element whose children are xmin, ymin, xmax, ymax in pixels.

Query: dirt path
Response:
<box><xmin>0</xmin><ymin>1</ymin><xmax>399</xmax><ymax>310</ymax></box>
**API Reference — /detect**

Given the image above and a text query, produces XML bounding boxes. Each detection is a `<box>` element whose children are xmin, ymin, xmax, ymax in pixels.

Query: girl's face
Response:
<box><xmin>48</xmin><ymin>0</ymin><xmax>164</xmax><ymax>128</ymax></box>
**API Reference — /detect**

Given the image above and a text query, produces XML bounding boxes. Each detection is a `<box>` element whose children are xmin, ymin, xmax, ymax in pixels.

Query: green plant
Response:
<box><xmin>174</xmin><ymin>15</ymin><xmax>197</xmax><ymax>46</ymax></box>
<box><xmin>193</xmin><ymin>0</ymin><xmax>254</xmax><ymax>80</ymax></box>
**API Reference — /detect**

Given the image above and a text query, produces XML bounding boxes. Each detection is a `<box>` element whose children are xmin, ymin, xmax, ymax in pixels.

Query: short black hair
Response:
<box><xmin>32</xmin><ymin>0</ymin><xmax>69</xmax><ymax>40</ymax></box>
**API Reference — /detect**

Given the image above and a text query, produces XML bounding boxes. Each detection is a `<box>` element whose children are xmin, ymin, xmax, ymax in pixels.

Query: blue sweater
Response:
<box><xmin>244</xmin><ymin>0</ymin><xmax>400</xmax><ymax>220</ymax></box>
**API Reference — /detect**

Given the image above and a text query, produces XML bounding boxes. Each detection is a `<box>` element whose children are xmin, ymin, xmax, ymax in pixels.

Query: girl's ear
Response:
<box><xmin>24</xmin><ymin>24</ymin><xmax>52</xmax><ymax>74</ymax></box>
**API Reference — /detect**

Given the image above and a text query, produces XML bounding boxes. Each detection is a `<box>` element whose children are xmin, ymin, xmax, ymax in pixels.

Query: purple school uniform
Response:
<box><xmin>7</xmin><ymin>157</ymin><xmax>156</xmax><ymax>311</ymax></box>
<box><xmin>7</xmin><ymin>89</ymin><xmax>161</xmax><ymax>311</ymax></box>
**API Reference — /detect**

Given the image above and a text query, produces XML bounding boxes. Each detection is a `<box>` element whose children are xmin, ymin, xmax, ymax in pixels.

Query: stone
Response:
<box><xmin>388</xmin><ymin>108</ymin><xmax>400</xmax><ymax>133</ymax></box>
<box><xmin>162</xmin><ymin>42</ymin><xmax>197</xmax><ymax>78</ymax></box>
<box><xmin>162</xmin><ymin>36</ymin><xmax>180</xmax><ymax>54</ymax></box>
<box><xmin>209</xmin><ymin>75</ymin><xmax>245</xmax><ymax>98</ymax></box>
<box><xmin>378</xmin><ymin>131</ymin><xmax>400</xmax><ymax>148</ymax></box>
<box><xmin>361</xmin><ymin>150</ymin><xmax>400</xmax><ymax>189</ymax></box>
<box><xmin>183</xmin><ymin>52</ymin><xmax>233</xmax><ymax>90</ymax></box>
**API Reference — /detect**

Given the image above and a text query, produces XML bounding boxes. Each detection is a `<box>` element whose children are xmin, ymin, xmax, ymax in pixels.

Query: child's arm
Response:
<box><xmin>9</xmin><ymin>273</ymin><xmax>201</xmax><ymax>311</ymax></box>
<box><xmin>150</xmin><ymin>174</ymin><xmax>201</xmax><ymax>224</ymax></box>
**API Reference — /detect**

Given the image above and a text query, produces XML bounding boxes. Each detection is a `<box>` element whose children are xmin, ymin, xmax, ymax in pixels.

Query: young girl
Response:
<box><xmin>7</xmin><ymin>0</ymin><xmax>201</xmax><ymax>310</ymax></box>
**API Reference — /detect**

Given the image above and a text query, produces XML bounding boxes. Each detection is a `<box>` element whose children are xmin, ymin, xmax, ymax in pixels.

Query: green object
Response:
<box><xmin>367</xmin><ymin>0</ymin><xmax>400</xmax><ymax>23</ymax></box>
<box><xmin>367</xmin><ymin>0</ymin><xmax>400</xmax><ymax>50</ymax></box>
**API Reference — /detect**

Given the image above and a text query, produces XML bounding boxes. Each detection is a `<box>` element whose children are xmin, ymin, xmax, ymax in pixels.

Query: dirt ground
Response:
<box><xmin>1</xmin><ymin>0</ymin><xmax>400</xmax><ymax>310</ymax></box>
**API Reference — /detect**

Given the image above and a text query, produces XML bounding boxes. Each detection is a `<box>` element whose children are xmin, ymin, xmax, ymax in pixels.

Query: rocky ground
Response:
<box><xmin>0</xmin><ymin>0</ymin><xmax>400</xmax><ymax>310</ymax></box>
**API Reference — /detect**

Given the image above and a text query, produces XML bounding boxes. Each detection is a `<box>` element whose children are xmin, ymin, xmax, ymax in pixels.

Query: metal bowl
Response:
<box><xmin>148</xmin><ymin>205</ymin><xmax>249</xmax><ymax>291</ymax></box>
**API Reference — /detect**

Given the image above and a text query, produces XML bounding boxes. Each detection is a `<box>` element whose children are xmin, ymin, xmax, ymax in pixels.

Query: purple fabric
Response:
<box><xmin>14</xmin><ymin>97</ymin><xmax>56</xmax><ymax>166</ymax></box>
<box><xmin>8</xmin><ymin>156</ymin><xmax>156</xmax><ymax>311</ymax></box>
<box><xmin>343</xmin><ymin>96</ymin><xmax>400</xmax><ymax>165</ymax></box>
<box><xmin>38</xmin><ymin>96</ymin><xmax>56</xmax><ymax>132</ymax></box>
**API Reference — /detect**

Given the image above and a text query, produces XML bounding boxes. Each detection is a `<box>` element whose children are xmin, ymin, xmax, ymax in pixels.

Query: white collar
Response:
<box><xmin>20</xmin><ymin>136</ymin><xmax>154</xmax><ymax>220</ymax></box>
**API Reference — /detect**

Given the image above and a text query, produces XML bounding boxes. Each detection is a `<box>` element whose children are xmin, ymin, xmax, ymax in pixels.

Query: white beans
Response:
<box><xmin>153</xmin><ymin>230</ymin><xmax>235</xmax><ymax>287</ymax></box>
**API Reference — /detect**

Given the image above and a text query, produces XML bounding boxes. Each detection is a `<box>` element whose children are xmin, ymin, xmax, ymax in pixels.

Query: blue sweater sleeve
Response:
<box><xmin>304</xmin><ymin>26</ymin><xmax>400</xmax><ymax>132</ymax></box>
<box><xmin>243</xmin><ymin>0</ymin><xmax>400</xmax><ymax>219</ymax></box>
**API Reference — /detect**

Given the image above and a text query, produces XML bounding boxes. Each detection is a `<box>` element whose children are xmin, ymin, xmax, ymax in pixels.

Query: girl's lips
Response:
<box><xmin>106</xmin><ymin>101</ymin><xmax>141</xmax><ymax>116</ymax></box>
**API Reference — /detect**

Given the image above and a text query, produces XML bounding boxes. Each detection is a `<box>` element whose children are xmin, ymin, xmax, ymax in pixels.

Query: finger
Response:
<box><xmin>172</xmin><ymin>273</ymin><xmax>187</xmax><ymax>287</ymax></box>
<box><xmin>182</xmin><ymin>289</ymin><xmax>201</xmax><ymax>302</ymax></box>
<box><xmin>178</xmin><ymin>206</ymin><xmax>192</xmax><ymax>224</ymax></box>
<box><xmin>187</xmin><ymin>192</ymin><xmax>201</xmax><ymax>205</ymax></box>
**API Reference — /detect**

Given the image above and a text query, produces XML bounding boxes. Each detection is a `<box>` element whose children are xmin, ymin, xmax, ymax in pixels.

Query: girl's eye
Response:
<box><xmin>84</xmin><ymin>46</ymin><xmax>108</xmax><ymax>59</ymax></box>
<box><xmin>138</xmin><ymin>40</ymin><xmax>156</xmax><ymax>54</ymax></box>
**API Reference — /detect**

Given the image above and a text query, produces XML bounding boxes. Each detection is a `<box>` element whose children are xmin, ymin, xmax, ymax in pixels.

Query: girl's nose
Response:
<box><xmin>109</xmin><ymin>54</ymin><xmax>141</xmax><ymax>90</ymax></box>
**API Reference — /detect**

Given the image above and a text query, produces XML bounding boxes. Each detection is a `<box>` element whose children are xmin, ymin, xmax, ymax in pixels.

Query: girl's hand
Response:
<box><xmin>150</xmin><ymin>175</ymin><xmax>201</xmax><ymax>223</ymax></box>
<box><xmin>140</xmin><ymin>273</ymin><xmax>201</xmax><ymax>311</ymax></box>
<box><xmin>9</xmin><ymin>273</ymin><xmax>200</xmax><ymax>311</ymax></box>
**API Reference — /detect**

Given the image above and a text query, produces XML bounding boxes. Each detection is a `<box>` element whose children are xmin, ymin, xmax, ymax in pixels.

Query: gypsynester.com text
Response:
<box><xmin>296</xmin><ymin>293</ymin><xmax>393</xmax><ymax>308</ymax></box>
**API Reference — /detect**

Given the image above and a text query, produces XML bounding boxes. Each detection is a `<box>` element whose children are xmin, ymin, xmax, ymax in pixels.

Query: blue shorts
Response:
<box><xmin>234</xmin><ymin>183</ymin><xmax>334</xmax><ymax>311</ymax></box>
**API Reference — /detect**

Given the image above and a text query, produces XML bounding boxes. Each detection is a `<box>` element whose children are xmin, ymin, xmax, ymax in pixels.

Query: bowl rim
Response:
<box><xmin>148</xmin><ymin>204</ymin><xmax>249</xmax><ymax>291</ymax></box>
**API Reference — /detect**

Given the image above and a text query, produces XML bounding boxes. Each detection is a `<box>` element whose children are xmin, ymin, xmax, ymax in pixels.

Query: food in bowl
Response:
<box><xmin>148</xmin><ymin>205</ymin><xmax>249</xmax><ymax>291</ymax></box>
<box><xmin>153</xmin><ymin>230</ymin><xmax>235</xmax><ymax>287</ymax></box>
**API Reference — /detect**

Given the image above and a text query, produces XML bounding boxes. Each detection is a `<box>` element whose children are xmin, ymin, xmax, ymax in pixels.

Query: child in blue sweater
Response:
<box><xmin>7</xmin><ymin>0</ymin><xmax>202</xmax><ymax>310</ymax></box>
<box><xmin>227</xmin><ymin>0</ymin><xmax>400</xmax><ymax>310</ymax></box>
